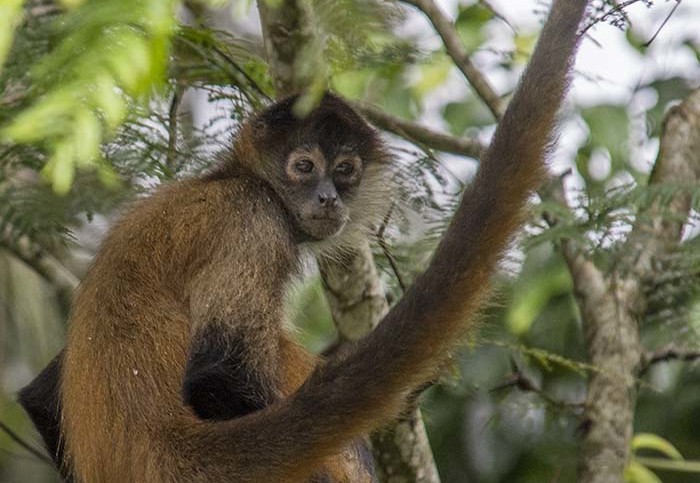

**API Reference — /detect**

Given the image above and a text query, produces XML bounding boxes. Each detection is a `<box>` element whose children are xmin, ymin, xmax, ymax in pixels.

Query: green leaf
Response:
<box><xmin>0</xmin><ymin>0</ymin><xmax>25</xmax><ymax>71</ymax></box>
<box><xmin>625</xmin><ymin>27</ymin><xmax>647</xmax><ymax>54</ymax></box>
<box><xmin>2</xmin><ymin>90</ymin><xmax>75</xmax><ymax>142</ymax></box>
<box><xmin>580</xmin><ymin>105</ymin><xmax>629</xmax><ymax>179</ymax></box>
<box><xmin>625</xmin><ymin>461</ymin><xmax>662</xmax><ymax>483</ymax></box>
<box><xmin>645</xmin><ymin>78</ymin><xmax>693</xmax><ymax>137</ymax></box>
<box><xmin>513</xmin><ymin>32</ymin><xmax>537</xmax><ymax>65</ymax></box>
<box><xmin>73</xmin><ymin>108</ymin><xmax>102</xmax><ymax>166</ymax></box>
<box><xmin>455</xmin><ymin>4</ymin><xmax>492</xmax><ymax>51</ymax></box>
<box><xmin>443</xmin><ymin>99</ymin><xmax>492</xmax><ymax>136</ymax></box>
<box><xmin>332</xmin><ymin>69</ymin><xmax>372</xmax><ymax>99</ymax></box>
<box><xmin>635</xmin><ymin>456</ymin><xmax>700</xmax><ymax>474</ymax></box>
<box><xmin>685</xmin><ymin>39</ymin><xmax>700</xmax><ymax>63</ymax></box>
<box><xmin>92</xmin><ymin>72</ymin><xmax>127</xmax><ymax>130</ymax></box>
<box><xmin>632</xmin><ymin>433</ymin><xmax>684</xmax><ymax>461</ymax></box>
<box><xmin>106</xmin><ymin>32</ymin><xmax>152</xmax><ymax>93</ymax></box>
<box><xmin>507</xmin><ymin>261</ymin><xmax>572</xmax><ymax>336</ymax></box>
<box><xmin>96</xmin><ymin>162</ymin><xmax>121</xmax><ymax>189</ymax></box>
<box><xmin>2</xmin><ymin>0</ymin><xmax>178</xmax><ymax>193</ymax></box>
<box><xmin>413</xmin><ymin>55</ymin><xmax>451</xmax><ymax>97</ymax></box>
<box><xmin>43</xmin><ymin>141</ymin><xmax>76</xmax><ymax>195</ymax></box>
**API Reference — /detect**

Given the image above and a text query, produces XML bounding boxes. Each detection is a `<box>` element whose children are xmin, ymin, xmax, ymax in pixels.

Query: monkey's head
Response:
<box><xmin>235</xmin><ymin>93</ymin><xmax>391</xmax><ymax>245</ymax></box>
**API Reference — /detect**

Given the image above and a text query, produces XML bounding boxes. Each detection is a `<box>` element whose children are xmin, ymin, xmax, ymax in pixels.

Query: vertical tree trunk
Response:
<box><xmin>319</xmin><ymin>246</ymin><xmax>441</xmax><ymax>483</ymax></box>
<box><xmin>574</xmin><ymin>88</ymin><xmax>700</xmax><ymax>482</ymax></box>
<box><xmin>567</xmin><ymin>254</ymin><xmax>641</xmax><ymax>483</ymax></box>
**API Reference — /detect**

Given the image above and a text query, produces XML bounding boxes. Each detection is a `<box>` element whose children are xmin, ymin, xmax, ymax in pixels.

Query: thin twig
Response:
<box><xmin>400</xmin><ymin>0</ymin><xmax>504</xmax><ymax>120</ymax></box>
<box><xmin>580</xmin><ymin>0</ymin><xmax>643</xmax><ymax>36</ymax></box>
<box><xmin>210</xmin><ymin>44</ymin><xmax>271</xmax><ymax>102</ymax></box>
<box><xmin>0</xmin><ymin>420</ymin><xmax>53</xmax><ymax>466</ymax></box>
<box><xmin>181</xmin><ymin>0</ymin><xmax>269</xmax><ymax>103</ymax></box>
<box><xmin>642</xmin><ymin>0</ymin><xmax>682</xmax><ymax>47</ymax></box>
<box><xmin>166</xmin><ymin>85</ymin><xmax>185</xmax><ymax>172</ymax></box>
<box><xmin>639</xmin><ymin>346</ymin><xmax>700</xmax><ymax>376</ymax></box>
<box><xmin>490</xmin><ymin>365</ymin><xmax>585</xmax><ymax>412</ymax></box>
<box><xmin>478</xmin><ymin>0</ymin><xmax>516</xmax><ymax>33</ymax></box>
<box><xmin>375</xmin><ymin>203</ymin><xmax>407</xmax><ymax>293</ymax></box>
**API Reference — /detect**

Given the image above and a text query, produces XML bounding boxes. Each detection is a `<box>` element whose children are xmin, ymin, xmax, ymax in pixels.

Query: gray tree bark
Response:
<box><xmin>319</xmin><ymin>246</ymin><xmax>441</xmax><ymax>483</ymax></box>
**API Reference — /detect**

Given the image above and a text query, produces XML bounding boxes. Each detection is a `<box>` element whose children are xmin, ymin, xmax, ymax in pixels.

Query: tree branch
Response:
<box><xmin>639</xmin><ymin>345</ymin><xmax>700</xmax><ymax>376</ymax></box>
<box><xmin>0</xmin><ymin>236</ymin><xmax>78</xmax><ymax>314</ymax></box>
<box><xmin>400</xmin><ymin>0</ymin><xmax>505</xmax><ymax>119</ymax></box>
<box><xmin>317</xmin><ymin>244</ymin><xmax>387</xmax><ymax>342</ymax></box>
<box><xmin>569</xmin><ymin>253</ymin><xmax>641</xmax><ymax>483</ymax></box>
<box><xmin>624</xmin><ymin>89</ymin><xmax>700</xmax><ymax>282</ymax></box>
<box><xmin>490</xmin><ymin>364</ymin><xmax>585</xmax><ymax>412</ymax></box>
<box><xmin>257</xmin><ymin>0</ymin><xmax>316</xmax><ymax>97</ymax></box>
<box><xmin>0</xmin><ymin>419</ymin><xmax>53</xmax><ymax>466</ymax></box>
<box><xmin>356</xmin><ymin>102</ymin><xmax>485</xmax><ymax>159</ymax></box>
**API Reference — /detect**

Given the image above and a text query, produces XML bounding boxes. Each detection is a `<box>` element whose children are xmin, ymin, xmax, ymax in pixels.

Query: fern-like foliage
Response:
<box><xmin>2</xmin><ymin>0</ymin><xmax>178</xmax><ymax>193</ymax></box>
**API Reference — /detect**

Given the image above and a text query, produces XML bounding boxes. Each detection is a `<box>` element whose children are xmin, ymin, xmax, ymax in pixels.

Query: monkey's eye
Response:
<box><xmin>335</xmin><ymin>162</ymin><xmax>355</xmax><ymax>176</ymax></box>
<box><xmin>294</xmin><ymin>159</ymin><xmax>314</xmax><ymax>174</ymax></box>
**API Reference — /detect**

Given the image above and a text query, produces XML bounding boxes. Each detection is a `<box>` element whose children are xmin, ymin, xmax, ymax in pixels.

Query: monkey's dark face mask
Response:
<box><xmin>246</xmin><ymin>93</ymin><xmax>383</xmax><ymax>242</ymax></box>
<box><xmin>276</xmin><ymin>145</ymin><xmax>362</xmax><ymax>242</ymax></box>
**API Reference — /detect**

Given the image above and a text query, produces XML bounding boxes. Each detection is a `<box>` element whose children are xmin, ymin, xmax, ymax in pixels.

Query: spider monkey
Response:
<box><xmin>18</xmin><ymin>1</ymin><xmax>588</xmax><ymax>481</ymax></box>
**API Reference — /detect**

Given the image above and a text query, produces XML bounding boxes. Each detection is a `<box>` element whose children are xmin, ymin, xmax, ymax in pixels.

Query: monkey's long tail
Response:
<box><xmin>177</xmin><ymin>1</ymin><xmax>589</xmax><ymax>481</ymax></box>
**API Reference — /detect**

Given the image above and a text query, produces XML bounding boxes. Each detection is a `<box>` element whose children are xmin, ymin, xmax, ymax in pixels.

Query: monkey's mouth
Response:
<box><xmin>298</xmin><ymin>214</ymin><xmax>347</xmax><ymax>241</ymax></box>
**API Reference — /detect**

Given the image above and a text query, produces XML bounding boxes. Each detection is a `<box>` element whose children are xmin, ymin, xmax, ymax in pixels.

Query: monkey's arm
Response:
<box><xmin>163</xmin><ymin>1</ymin><xmax>589</xmax><ymax>481</ymax></box>
<box><xmin>180</xmin><ymin>183</ymin><xmax>298</xmax><ymax>422</ymax></box>
<box><xmin>182</xmin><ymin>296</ymin><xmax>288</xmax><ymax>421</ymax></box>
<box><xmin>183</xmin><ymin>324</ymin><xmax>276</xmax><ymax>420</ymax></box>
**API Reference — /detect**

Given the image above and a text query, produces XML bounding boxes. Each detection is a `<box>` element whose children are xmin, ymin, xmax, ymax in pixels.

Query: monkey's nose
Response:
<box><xmin>318</xmin><ymin>193</ymin><xmax>338</xmax><ymax>207</ymax></box>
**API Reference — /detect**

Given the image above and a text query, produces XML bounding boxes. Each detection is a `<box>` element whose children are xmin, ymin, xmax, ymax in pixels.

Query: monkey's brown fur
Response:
<box><xmin>21</xmin><ymin>1</ymin><xmax>588</xmax><ymax>481</ymax></box>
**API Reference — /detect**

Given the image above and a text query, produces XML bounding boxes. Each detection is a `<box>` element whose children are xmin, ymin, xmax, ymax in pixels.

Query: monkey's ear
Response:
<box><xmin>251</xmin><ymin>96</ymin><xmax>298</xmax><ymax>139</ymax></box>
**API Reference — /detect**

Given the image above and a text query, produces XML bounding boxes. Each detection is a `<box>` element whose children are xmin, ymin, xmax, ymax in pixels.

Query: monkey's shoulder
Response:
<box><xmin>98</xmin><ymin>176</ymin><xmax>293</xmax><ymax>265</ymax></box>
<box><xmin>133</xmin><ymin>175</ymin><xmax>289</xmax><ymax>232</ymax></box>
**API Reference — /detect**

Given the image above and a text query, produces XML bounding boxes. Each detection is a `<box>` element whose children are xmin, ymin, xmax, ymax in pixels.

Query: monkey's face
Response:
<box><xmin>279</xmin><ymin>144</ymin><xmax>363</xmax><ymax>241</ymax></box>
<box><xmin>244</xmin><ymin>93</ymin><xmax>391</xmax><ymax>244</ymax></box>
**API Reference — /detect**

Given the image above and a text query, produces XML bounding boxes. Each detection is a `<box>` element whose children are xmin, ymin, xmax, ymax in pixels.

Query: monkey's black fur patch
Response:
<box><xmin>183</xmin><ymin>326</ymin><xmax>271</xmax><ymax>421</ymax></box>
<box><xmin>18</xmin><ymin>352</ymin><xmax>72</xmax><ymax>481</ymax></box>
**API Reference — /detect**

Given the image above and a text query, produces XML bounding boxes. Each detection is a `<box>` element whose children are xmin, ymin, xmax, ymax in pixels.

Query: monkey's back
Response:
<box><xmin>60</xmin><ymin>175</ymin><xmax>298</xmax><ymax>481</ymax></box>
